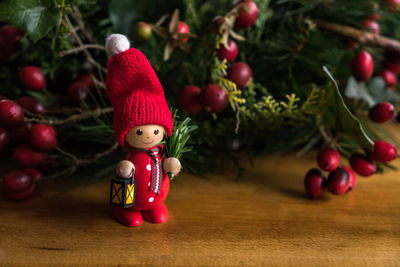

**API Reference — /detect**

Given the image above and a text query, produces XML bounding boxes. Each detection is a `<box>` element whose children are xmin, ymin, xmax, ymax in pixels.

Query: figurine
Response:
<box><xmin>105</xmin><ymin>34</ymin><xmax>181</xmax><ymax>226</ymax></box>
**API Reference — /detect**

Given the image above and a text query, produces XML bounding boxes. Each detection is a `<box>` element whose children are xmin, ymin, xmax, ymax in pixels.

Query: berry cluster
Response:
<box><xmin>178</xmin><ymin>0</ymin><xmax>257</xmax><ymax>114</ymax></box>
<box><xmin>0</xmin><ymin>63</ymin><xmax>58</xmax><ymax>201</ymax></box>
<box><xmin>305</xmin><ymin>142</ymin><xmax>397</xmax><ymax>199</ymax></box>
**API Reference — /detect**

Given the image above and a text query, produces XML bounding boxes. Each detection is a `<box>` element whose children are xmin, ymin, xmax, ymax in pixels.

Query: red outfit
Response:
<box><xmin>112</xmin><ymin>145</ymin><xmax>170</xmax><ymax>226</ymax></box>
<box><xmin>105</xmin><ymin>36</ymin><xmax>174</xmax><ymax>226</ymax></box>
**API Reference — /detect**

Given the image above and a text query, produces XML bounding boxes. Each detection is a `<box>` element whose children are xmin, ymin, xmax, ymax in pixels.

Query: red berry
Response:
<box><xmin>379</xmin><ymin>69</ymin><xmax>397</xmax><ymax>87</ymax></box>
<box><xmin>304</xmin><ymin>168</ymin><xmax>326</xmax><ymax>198</ymax></box>
<box><xmin>361</xmin><ymin>19</ymin><xmax>380</xmax><ymax>34</ymax></box>
<box><xmin>368</xmin><ymin>102</ymin><xmax>395</xmax><ymax>123</ymax></box>
<box><xmin>384</xmin><ymin>0</ymin><xmax>400</xmax><ymax>12</ymax></box>
<box><xmin>178</xmin><ymin>85</ymin><xmax>203</xmax><ymax>114</ymax></box>
<box><xmin>227</xmin><ymin>62</ymin><xmax>253</xmax><ymax>89</ymax></box>
<box><xmin>327</xmin><ymin>167</ymin><xmax>350</xmax><ymax>195</ymax></box>
<box><xmin>24</xmin><ymin>167</ymin><xmax>43</xmax><ymax>184</ymax></box>
<box><xmin>351</xmin><ymin>51</ymin><xmax>374</xmax><ymax>81</ymax></box>
<box><xmin>212</xmin><ymin>16</ymin><xmax>225</xmax><ymax>34</ymax></box>
<box><xmin>3</xmin><ymin>170</ymin><xmax>33</xmax><ymax>193</ymax></box>
<box><xmin>367</xmin><ymin>140</ymin><xmax>397</xmax><ymax>163</ymax></box>
<box><xmin>5</xmin><ymin>183</ymin><xmax>36</xmax><ymax>201</ymax></box>
<box><xmin>0</xmin><ymin>25</ymin><xmax>23</xmax><ymax>60</ymax></box>
<box><xmin>383</xmin><ymin>61</ymin><xmax>400</xmax><ymax>75</ymax></box>
<box><xmin>232</xmin><ymin>0</ymin><xmax>259</xmax><ymax>28</ymax></box>
<box><xmin>368</xmin><ymin>13</ymin><xmax>381</xmax><ymax>21</ymax></box>
<box><xmin>13</xmin><ymin>145</ymin><xmax>47</xmax><ymax>167</ymax></box>
<box><xmin>133</xmin><ymin>22</ymin><xmax>152</xmax><ymax>41</ymax></box>
<box><xmin>342</xmin><ymin>165</ymin><xmax>357</xmax><ymax>192</ymax></box>
<box><xmin>77</xmin><ymin>72</ymin><xmax>98</xmax><ymax>90</ymax></box>
<box><xmin>217</xmin><ymin>40</ymin><xmax>238</xmax><ymax>62</ymax></box>
<box><xmin>68</xmin><ymin>82</ymin><xmax>89</xmax><ymax>103</ymax></box>
<box><xmin>0</xmin><ymin>99</ymin><xmax>24</xmax><ymax>127</ymax></box>
<box><xmin>10</xmin><ymin>122</ymin><xmax>33</xmax><ymax>144</ymax></box>
<box><xmin>177</xmin><ymin>21</ymin><xmax>190</xmax><ymax>43</ymax></box>
<box><xmin>30</xmin><ymin>124</ymin><xmax>57</xmax><ymax>152</ymax></box>
<box><xmin>200</xmin><ymin>84</ymin><xmax>229</xmax><ymax>113</ymax></box>
<box><xmin>317</xmin><ymin>147</ymin><xmax>340</xmax><ymax>171</ymax></box>
<box><xmin>349</xmin><ymin>154</ymin><xmax>376</xmax><ymax>177</ymax></box>
<box><xmin>19</xmin><ymin>66</ymin><xmax>47</xmax><ymax>91</ymax></box>
<box><xmin>0</xmin><ymin>128</ymin><xmax>10</xmax><ymax>150</ymax></box>
<box><xmin>16</xmin><ymin>96</ymin><xmax>46</xmax><ymax>115</ymax></box>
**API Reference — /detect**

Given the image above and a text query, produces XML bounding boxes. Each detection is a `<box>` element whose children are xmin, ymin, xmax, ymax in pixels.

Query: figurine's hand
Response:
<box><xmin>116</xmin><ymin>160</ymin><xmax>135</xmax><ymax>179</ymax></box>
<box><xmin>163</xmin><ymin>157</ymin><xmax>181</xmax><ymax>175</ymax></box>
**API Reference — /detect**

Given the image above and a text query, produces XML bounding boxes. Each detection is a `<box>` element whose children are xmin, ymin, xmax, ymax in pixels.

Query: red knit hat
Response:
<box><xmin>105</xmin><ymin>34</ymin><xmax>173</xmax><ymax>147</ymax></box>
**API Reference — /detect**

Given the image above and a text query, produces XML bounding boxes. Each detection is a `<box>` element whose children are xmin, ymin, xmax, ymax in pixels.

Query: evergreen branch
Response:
<box><xmin>313</xmin><ymin>19</ymin><xmax>400</xmax><ymax>53</ymax></box>
<box><xmin>24</xmin><ymin>107</ymin><xmax>113</xmax><ymax>126</ymax></box>
<box><xmin>59</xmin><ymin>44</ymin><xmax>105</xmax><ymax>56</ymax></box>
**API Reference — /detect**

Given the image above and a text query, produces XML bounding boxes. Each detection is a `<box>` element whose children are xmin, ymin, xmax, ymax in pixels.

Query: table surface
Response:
<box><xmin>0</xmin><ymin>151</ymin><xmax>400</xmax><ymax>266</ymax></box>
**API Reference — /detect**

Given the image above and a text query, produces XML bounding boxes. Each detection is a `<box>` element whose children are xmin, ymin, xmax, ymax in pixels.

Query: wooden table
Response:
<box><xmin>0</xmin><ymin>152</ymin><xmax>399</xmax><ymax>266</ymax></box>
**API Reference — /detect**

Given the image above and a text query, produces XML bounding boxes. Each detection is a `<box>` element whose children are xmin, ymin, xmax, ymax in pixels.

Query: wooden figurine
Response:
<box><xmin>105</xmin><ymin>34</ymin><xmax>181</xmax><ymax>226</ymax></box>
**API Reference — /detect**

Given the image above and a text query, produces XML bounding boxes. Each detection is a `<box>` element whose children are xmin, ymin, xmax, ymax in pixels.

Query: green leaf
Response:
<box><xmin>323</xmin><ymin>66</ymin><xmax>374</xmax><ymax>151</ymax></box>
<box><xmin>0</xmin><ymin>0</ymin><xmax>62</xmax><ymax>42</ymax></box>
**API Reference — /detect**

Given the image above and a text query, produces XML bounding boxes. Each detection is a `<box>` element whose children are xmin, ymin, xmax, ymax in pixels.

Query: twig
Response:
<box><xmin>71</xmin><ymin>5</ymin><xmax>97</xmax><ymax>43</ymax></box>
<box><xmin>62</xmin><ymin>16</ymin><xmax>107</xmax><ymax>73</ymax></box>
<box><xmin>234</xmin><ymin>102</ymin><xmax>241</xmax><ymax>134</ymax></box>
<box><xmin>24</xmin><ymin>107</ymin><xmax>113</xmax><ymax>125</ymax></box>
<box><xmin>59</xmin><ymin>44</ymin><xmax>105</xmax><ymax>56</ymax></box>
<box><xmin>48</xmin><ymin>142</ymin><xmax>119</xmax><ymax>179</ymax></box>
<box><xmin>313</xmin><ymin>19</ymin><xmax>400</xmax><ymax>53</ymax></box>
<box><xmin>76</xmin><ymin>142</ymin><xmax>119</xmax><ymax>166</ymax></box>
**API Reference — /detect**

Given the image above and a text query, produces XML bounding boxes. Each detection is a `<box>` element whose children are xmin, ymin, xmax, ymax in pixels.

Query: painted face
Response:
<box><xmin>125</xmin><ymin>124</ymin><xmax>165</xmax><ymax>149</ymax></box>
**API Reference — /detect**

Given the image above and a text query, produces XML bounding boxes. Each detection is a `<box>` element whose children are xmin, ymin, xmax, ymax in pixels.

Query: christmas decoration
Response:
<box><xmin>367</xmin><ymin>140</ymin><xmax>398</xmax><ymax>163</ymax></box>
<box><xmin>349</xmin><ymin>154</ymin><xmax>376</xmax><ymax>177</ymax></box>
<box><xmin>0</xmin><ymin>0</ymin><xmax>400</xmax><ymax>204</ymax></box>
<box><xmin>133</xmin><ymin>22</ymin><xmax>152</xmax><ymax>42</ymax></box>
<box><xmin>0</xmin><ymin>100</ymin><xmax>24</xmax><ymax>127</ymax></box>
<box><xmin>0</xmin><ymin>25</ymin><xmax>23</xmax><ymax>61</ymax></box>
<box><xmin>105</xmin><ymin>34</ymin><xmax>182</xmax><ymax>226</ymax></box>
<box><xmin>200</xmin><ymin>84</ymin><xmax>229</xmax><ymax>113</ymax></box>
<box><xmin>30</xmin><ymin>124</ymin><xmax>58</xmax><ymax>152</ymax></box>
<box><xmin>217</xmin><ymin>39</ymin><xmax>238</xmax><ymax>62</ymax></box>
<box><xmin>326</xmin><ymin>167</ymin><xmax>350</xmax><ymax>195</ymax></box>
<box><xmin>233</xmin><ymin>0</ymin><xmax>259</xmax><ymax>29</ymax></box>
<box><xmin>178</xmin><ymin>85</ymin><xmax>203</xmax><ymax>114</ymax></box>
<box><xmin>342</xmin><ymin>166</ymin><xmax>356</xmax><ymax>191</ymax></box>
<box><xmin>360</xmin><ymin>19</ymin><xmax>380</xmax><ymax>34</ymax></box>
<box><xmin>351</xmin><ymin>51</ymin><xmax>374</xmax><ymax>81</ymax></box>
<box><xmin>368</xmin><ymin>102</ymin><xmax>395</xmax><ymax>123</ymax></box>
<box><xmin>227</xmin><ymin>62</ymin><xmax>252</xmax><ymax>89</ymax></box>
<box><xmin>316</xmin><ymin>147</ymin><xmax>340</xmax><ymax>172</ymax></box>
<box><xmin>67</xmin><ymin>81</ymin><xmax>90</xmax><ymax>103</ymax></box>
<box><xmin>304</xmin><ymin>168</ymin><xmax>326</xmax><ymax>198</ymax></box>
<box><xmin>16</xmin><ymin>97</ymin><xmax>46</xmax><ymax>115</ymax></box>
<box><xmin>19</xmin><ymin>66</ymin><xmax>47</xmax><ymax>91</ymax></box>
<box><xmin>379</xmin><ymin>69</ymin><xmax>397</xmax><ymax>89</ymax></box>
<box><xmin>3</xmin><ymin>170</ymin><xmax>36</xmax><ymax>200</ymax></box>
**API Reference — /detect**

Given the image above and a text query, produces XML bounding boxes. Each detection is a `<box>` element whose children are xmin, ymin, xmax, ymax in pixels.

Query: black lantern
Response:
<box><xmin>110</xmin><ymin>170</ymin><xmax>136</xmax><ymax>208</ymax></box>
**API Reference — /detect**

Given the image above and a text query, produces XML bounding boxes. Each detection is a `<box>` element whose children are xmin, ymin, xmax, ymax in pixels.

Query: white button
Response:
<box><xmin>148</xmin><ymin>197</ymin><xmax>154</xmax><ymax>203</ymax></box>
<box><xmin>146</xmin><ymin>164</ymin><xmax>151</xmax><ymax>171</ymax></box>
<box><xmin>148</xmin><ymin>182</ymin><xmax>151</xmax><ymax>186</ymax></box>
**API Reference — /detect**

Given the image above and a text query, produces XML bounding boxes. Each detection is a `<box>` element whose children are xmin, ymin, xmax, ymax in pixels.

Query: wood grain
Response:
<box><xmin>0</xmin><ymin>151</ymin><xmax>400</xmax><ymax>266</ymax></box>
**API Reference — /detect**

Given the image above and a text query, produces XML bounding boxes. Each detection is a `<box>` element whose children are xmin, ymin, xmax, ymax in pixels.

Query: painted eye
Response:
<box><xmin>136</xmin><ymin>129</ymin><xmax>143</xmax><ymax>135</ymax></box>
<box><xmin>154</xmin><ymin>129</ymin><xmax>159</xmax><ymax>135</ymax></box>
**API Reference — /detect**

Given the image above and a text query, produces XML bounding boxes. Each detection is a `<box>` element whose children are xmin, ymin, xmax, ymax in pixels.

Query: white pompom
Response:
<box><xmin>106</xmin><ymin>34</ymin><xmax>130</xmax><ymax>56</ymax></box>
